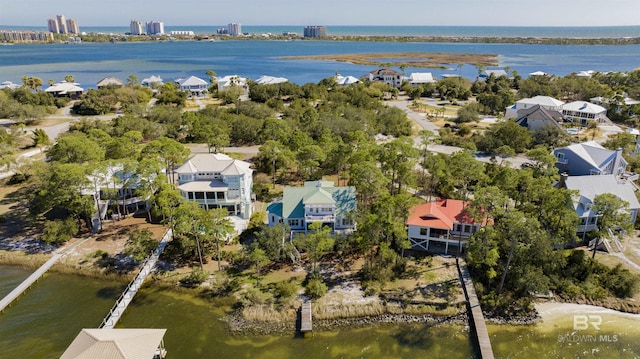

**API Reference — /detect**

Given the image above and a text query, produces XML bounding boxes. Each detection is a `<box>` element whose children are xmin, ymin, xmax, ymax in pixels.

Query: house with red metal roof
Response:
<box><xmin>406</xmin><ymin>199</ymin><xmax>481</xmax><ymax>255</ymax></box>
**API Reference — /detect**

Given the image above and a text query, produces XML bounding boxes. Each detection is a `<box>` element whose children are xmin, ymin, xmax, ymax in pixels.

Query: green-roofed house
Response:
<box><xmin>267</xmin><ymin>180</ymin><xmax>356</xmax><ymax>233</ymax></box>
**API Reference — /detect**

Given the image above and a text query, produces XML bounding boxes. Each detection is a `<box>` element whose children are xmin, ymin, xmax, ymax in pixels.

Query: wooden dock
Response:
<box><xmin>457</xmin><ymin>259</ymin><xmax>494</xmax><ymax>359</ymax></box>
<box><xmin>300</xmin><ymin>302</ymin><xmax>312</xmax><ymax>337</ymax></box>
<box><xmin>0</xmin><ymin>236</ymin><xmax>91</xmax><ymax>313</ymax></box>
<box><xmin>100</xmin><ymin>229</ymin><xmax>172</xmax><ymax>329</ymax></box>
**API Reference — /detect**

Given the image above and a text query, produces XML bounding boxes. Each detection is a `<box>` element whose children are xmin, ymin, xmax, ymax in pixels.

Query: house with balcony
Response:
<box><xmin>266</xmin><ymin>180</ymin><xmax>356</xmax><ymax>233</ymax></box>
<box><xmin>560</xmin><ymin>174</ymin><xmax>639</xmax><ymax>235</ymax></box>
<box><xmin>561</xmin><ymin>101</ymin><xmax>607</xmax><ymax>125</ymax></box>
<box><xmin>176</xmin><ymin>153</ymin><xmax>253</xmax><ymax>219</ymax></box>
<box><xmin>406</xmin><ymin>199</ymin><xmax>481</xmax><ymax>255</ymax></box>
<box><xmin>175</xmin><ymin>76</ymin><xmax>208</xmax><ymax>97</ymax></box>
<box><xmin>368</xmin><ymin>68</ymin><xmax>403</xmax><ymax>88</ymax></box>
<box><xmin>553</xmin><ymin>141</ymin><xmax>627</xmax><ymax>177</ymax></box>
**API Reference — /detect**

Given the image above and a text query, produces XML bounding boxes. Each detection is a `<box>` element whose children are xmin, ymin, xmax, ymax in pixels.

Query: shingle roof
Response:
<box><xmin>560</xmin><ymin>141</ymin><xmax>615</xmax><ymax>170</ymax></box>
<box><xmin>45</xmin><ymin>81</ymin><xmax>84</xmax><ymax>94</ymax></box>
<box><xmin>515</xmin><ymin>104</ymin><xmax>564</xmax><ymax>129</ymax></box>
<box><xmin>60</xmin><ymin>328</ymin><xmax>166</xmax><ymax>359</ymax></box>
<box><xmin>96</xmin><ymin>77</ymin><xmax>124</xmax><ymax>87</ymax></box>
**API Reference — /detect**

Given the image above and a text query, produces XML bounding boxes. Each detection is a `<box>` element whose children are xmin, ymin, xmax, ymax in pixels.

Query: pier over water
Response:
<box><xmin>458</xmin><ymin>258</ymin><xmax>494</xmax><ymax>359</ymax></box>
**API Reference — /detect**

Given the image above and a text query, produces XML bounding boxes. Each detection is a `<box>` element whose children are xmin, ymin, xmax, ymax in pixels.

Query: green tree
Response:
<box><xmin>124</xmin><ymin>228</ymin><xmax>157</xmax><ymax>262</ymax></box>
<box><xmin>591</xmin><ymin>193</ymin><xmax>633</xmax><ymax>259</ymax></box>
<box><xmin>47</xmin><ymin>133</ymin><xmax>105</xmax><ymax>164</ymax></box>
<box><xmin>41</xmin><ymin>217</ymin><xmax>79</xmax><ymax>245</ymax></box>
<box><xmin>295</xmin><ymin>222</ymin><xmax>334</xmax><ymax>274</ymax></box>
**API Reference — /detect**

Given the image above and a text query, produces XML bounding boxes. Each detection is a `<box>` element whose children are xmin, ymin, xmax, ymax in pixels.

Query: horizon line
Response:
<box><xmin>3</xmin><ymin>23</ymin><xmax>640</xmax><ymax>28</ymax></box>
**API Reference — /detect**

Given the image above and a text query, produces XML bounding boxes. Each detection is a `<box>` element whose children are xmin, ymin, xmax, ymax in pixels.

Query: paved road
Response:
<box><xmin>387</xmin><ymin>99</ymin><xmax>530</xmax><ymax>169</ymax></box>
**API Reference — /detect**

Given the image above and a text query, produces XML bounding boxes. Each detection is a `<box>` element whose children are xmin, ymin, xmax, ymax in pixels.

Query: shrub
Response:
<box><xmin>41</xmin><ymin>217</ymin><xmax>78</xmax><ymax>245</ymax></box>
<box><xmin>274</xmin><ymin>280</ymin><xmax>298</xmax><ymax>300</ymax></box>
<box><xmin>305</xmin><ymin>278</ymin><xmax>327</xmax><ymax>299</ymax></box>
<box><xmin>243</xmin><ymin>287</ymin><xmax>274</xmax><ymax>305</ymax></box>
<box><xmin>180</xmin><ymin>267</ymin><xmax>209</xmax><ymax>287</ymax></box>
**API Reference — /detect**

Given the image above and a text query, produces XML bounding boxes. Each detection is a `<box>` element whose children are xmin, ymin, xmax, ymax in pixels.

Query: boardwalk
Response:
<box><xmin>457</xmin><ymin>259</ymin><xmax>494</xmax><ymax>359</ymax></box>
<box><xmin>300</xmin><ymin>302</ymin><xmax>312</xmax><ymax>336</ymax></box>
<box><xmin>0</xmin><ymin>236</ymin><xmax>91</xmax><ymax>313</ymax></box>
<box><xmin>100</xmin><ymin>229</ymin><xmax>172</xmax><ymax>329</ymax></box>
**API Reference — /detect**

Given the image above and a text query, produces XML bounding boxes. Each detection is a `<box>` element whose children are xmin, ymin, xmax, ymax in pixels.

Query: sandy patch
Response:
<box><xmin>535</xmin><ymin>302</ymin><xmax>640</xmax><ymax>321</ymax></box>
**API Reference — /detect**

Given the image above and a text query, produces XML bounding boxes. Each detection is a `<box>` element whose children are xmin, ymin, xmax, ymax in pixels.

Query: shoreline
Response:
<box><xmin>3</xmin><ymin>34</ymin><xmax>640</xmax><ymax>46</ymax></box>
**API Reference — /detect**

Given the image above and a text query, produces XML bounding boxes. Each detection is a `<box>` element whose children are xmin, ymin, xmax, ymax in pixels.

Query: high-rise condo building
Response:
<box><xmin>66</xmin><ymin>18</ymin><xmax>79</xmax><ymax>34</ymax></box>
<box><xmin>130</xmin><ymin>20</ymin><xmax>144</xmax><ymax>35</ymax></box>
<box><xmin>303</xmin><ymin>25</ymin><xmax>327</xmax><ymax>38</ymax></box>
<box><xmin>47</xmin><ymin>18</ymin><xmax>59</xmax><ymax>33</ymax></box>
<box><xmin>47</xmin><ymin>14</ymin><xmax>79</xmax><ymax>34</ymax></box>
<box><xmin>228</xmin><ymin>23</ymin><xmax>242</xmax><ymax>36</ymax></box>
<box><xmin>56</xmin><ymin>15</ymin><xmax>68</xmax><ymax>34</ymax></box>
<box><xmin>145</xmin><ymin>21</ymin><xmax>165</xmax><ymax>35</ymax></box>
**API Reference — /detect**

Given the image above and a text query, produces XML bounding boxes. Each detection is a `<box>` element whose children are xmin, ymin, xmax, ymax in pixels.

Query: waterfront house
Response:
<box><xmin>515</xmin><ymin>104</ymin><xmax>565</xmax><ymax>131</ymax></box>
<box><xmin>560</xmin><ymin>174</ymin><xmax>639</xmax><ymax>234</ymax></box>
<box><xmin>141</xmin><ymin>75</ymin><xmax>164</xmax><ymax>88</ymax></box>
<box><xmin>96</xmin><ymin>77</ymin><xmax>124</xmax><ymax>89</ymax></box>
<box><xmin>407</xmin><ymin>72</ymin><xmax>436</xmax><ymax>86</ymax></box>
<box><xmin>505</xmin><ymin>95</ymin><xmax>565</xmax><ymax>120</ymax></box>
<box><xmin>335</xmin><ymin>74</ymin><xmax>359</xmax><ymax>85</ymax></box>
<box><xmin>368</xmin><ymin>68</ymin><xmax>403</xmax><ymax>88</ymax></box>
<box><xmin>561</xmin><ymin>101</ymin><xmax>607</xmax><ymax>125</ymax></box>
<box><xmin>176</xmin><ymin>153</ymin><xmax>253</xmax><ymax>219</ymax></box>
<box><xmin>0</xmin><ymin>81</ymin><xmax>20</xmax><ymax>90</ymax></box>
<box><xmin>553</xmin><ymin>141</ymin><xmax>627</xmax><ymax>177</ymax></box>
<box><xmin>44</xmin><ymin>81</ymin><xmax>84</xmax><ymax>99</ymax></box>
<box><xmin>267</xmin><ymin>180</ymin><xmax>356</xmax><ymax>233</ymax></box>
<box><xmin>175</xmin><ymin>76</ymin><xmax>208</xmax><ymax>97</ymax></box>
<box><xmin>61</xmin><ymin>328</ymin><xmax>167</xmax><ymax>359</ymax></box>
<box><xmin>477</xmin><ymin>69</ymin><xmax>508</xmax><ymax>81</ymax></box>
<box><xmin>255</xmin><ymin>75</ymin><xmax>288</xmax><ymax>85</ymax></box>
<box><xmin>406</xmin><ymin>199</ymin><xmax>481</xmax><ymax>255</ymax></box>
<box><xmin>217</xmin><ymin>75</ymin><xmax>247</xmax><ymax>92</ymax></box>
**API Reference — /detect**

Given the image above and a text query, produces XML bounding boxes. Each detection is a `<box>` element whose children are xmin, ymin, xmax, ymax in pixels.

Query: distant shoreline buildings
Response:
<box><xmin>304</xmin><ymin>26</ymin><xmax>327</xmax><ymax>38</ymax></box>
<box><xmin>216</xmin><ymin>23</ymin><xmax>242</xmax><ymax>36</ymax></box>
<box><xmin>129</xmin><ymin>20</ymin><xmax>165</xmax><ymax>35</ymax></box>
<box><xmin>47</xmin><ymin>14</ymin><xmax>79</xmax><ymax>34</ymax></box>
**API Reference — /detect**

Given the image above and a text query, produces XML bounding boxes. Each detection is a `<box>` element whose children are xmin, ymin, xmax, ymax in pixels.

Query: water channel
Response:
<box><xmin>0</xmin><ymin>264</ymin><xmax>639</xmax><ymax>358</ymax></box>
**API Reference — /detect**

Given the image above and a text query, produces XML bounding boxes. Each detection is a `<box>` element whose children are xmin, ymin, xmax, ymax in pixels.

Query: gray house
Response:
<box><xmin>515</xmin><ymin>104</ymin><xmax>565</xmax><ymax>131</ymax></box>
<box><xmin>554</xmin><ymin>141</ymin><xmax>627</xmax><ymax>177</ymax></box>
<box><xmin>561</xmin><ymin>174</ymin><xmax>639</xmax><ymax>233</ymax></box>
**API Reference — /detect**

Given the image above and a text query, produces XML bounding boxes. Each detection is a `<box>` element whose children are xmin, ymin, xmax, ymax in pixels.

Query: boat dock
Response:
<box><xmin>457</xmin><ymin>258</ymin><xmax>494</xmax><ymax>359</ymax></box>
<box><xmin>300</xmin><ymin>302</ymin><xmax>312</xmax><ymax>337</ymax></box>
<box><xmin>0</xmin><ymin>236</ymin><xmax>91</xmax><ymax>313</ymax></box>
<box><xmin>100</xmin><ymin>229</ymin><xmax>172</xmax><ymax>329</ymax></box>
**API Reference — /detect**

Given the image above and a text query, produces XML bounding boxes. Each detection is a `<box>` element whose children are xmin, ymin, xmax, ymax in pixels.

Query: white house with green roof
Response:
<box><xmin>267</xmin><ymin>180</ymin><xmax>356</xmax><ymax>233</ymax></box>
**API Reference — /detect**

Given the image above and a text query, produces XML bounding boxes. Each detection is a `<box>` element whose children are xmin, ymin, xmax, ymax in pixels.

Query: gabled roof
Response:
<box><xmin>480</xmin><ymin>69</ymin><xmax>508</xmax><ymax>78</ymax></box>
<box><xmin>564</xmin><ymin>175</ymin><xmax>640</xmax><ymax>215</ymax></box>
<box><xmin>406</xmin><ymin>199</ymin><xmax>477</xmax><ymax>230</ymax></box>
<box><xmin>176</xmin><ymin>76</ymin><xmax>208</xmax><ymax>87</ymax></box>
<box><xmin>369</xmin><ymin>68</ymin><xmax>401</xmax><ymax>76</ymax></box>
<box><xmin>557</xmin><ymin>141</ymin><xmax>616</xmax><ymax>170</ymax></box>
<box><xmin>60</xmin><ymin>328</ymin><xmax>166</xmax><ymax>359</ymax></box>
<box><xmin>278</xmin><ymin>180</ymin><xmax>356</xmax><ymax>219</ymax></box>
<box><xmin>255</xmin><ymin>75</ymin><xmax>288</xmax><ymax>85</ymax></box>
<box><xmin>176</xmin><ymin>153</ymin><xmax>252</xmax><ymax>176</ymax></box>
<box><xmin>335</xmin><ymin>74</ymin><xmax>359</xmax><ymax>85</ymax></box>
<box><xmin>562</xmin><ymin>101</ymin><xmax>606</xmax><ymax>114</ymax></box>
<box><xmin>44</xmin><ymin>81</ymin><xmax>84</xmax><ymax>94</ymax></box>
<box><xmin>517</xmin><ymin>95</ymin><xmax>565</xmax><ymax>107</ymax></box>
<box><xmin>408</xmin><ymin>72</ymin><xmax>436</xmax><ymax>83</ymax></box>
<box><xmin>141</xmin><ymin>75</ymin><xmax>163</xmax><ymax>85</ymax></box>
<box><xmin>515</xmin><ymin>105</ymin><xmax>564</xmax><ymax>129</ymax></box>
<box><xmin>96</xmin><ymin>77</ymin><xmax>124</xmax><ymax>87</ymax></box>
<box><xmin>0</xmin><ymin>81</ymin><xmax>20</xmax><ymax>90</ymax></box>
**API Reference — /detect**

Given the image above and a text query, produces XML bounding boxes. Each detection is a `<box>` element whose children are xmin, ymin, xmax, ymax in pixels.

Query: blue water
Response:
<box><xmin>3</xmin><ymin>25</ymin><xmax>640</xmax><ymax>38</ymax></box>
<box><xmin>0</xmin><ymin>39</ymin><xmax>639</xmax><ymax>87</ymax></box>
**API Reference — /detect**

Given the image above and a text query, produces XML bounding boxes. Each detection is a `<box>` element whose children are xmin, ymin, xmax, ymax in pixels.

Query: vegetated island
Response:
<box><xmin>281</xmin><ymin>52</ymin><xmax>498</xmax><ymax>69</ymax></box>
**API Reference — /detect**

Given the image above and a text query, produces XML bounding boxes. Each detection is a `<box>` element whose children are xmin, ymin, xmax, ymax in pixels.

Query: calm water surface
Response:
<box><xmin>2</xmin><ymin>264</ymin><xmax>639</xmax><ymax>358</ymax></box>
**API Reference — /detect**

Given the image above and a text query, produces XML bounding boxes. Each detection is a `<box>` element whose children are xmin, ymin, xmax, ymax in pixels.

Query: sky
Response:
<box><xmin>1</xmin><ymin>0</ymin><xmax>640</xmax><ymax>27</ymax></box>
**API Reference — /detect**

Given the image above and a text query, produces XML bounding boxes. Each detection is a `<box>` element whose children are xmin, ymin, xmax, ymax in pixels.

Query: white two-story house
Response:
<box><xmin>176</xmin><ymin>153</ymin><xmax>253</xmax><ymax>219</ymax></box>
<box><xmin>267</xmin><ymin>180</ymin><xmax>356</xmax><ymax>233</ymax></box>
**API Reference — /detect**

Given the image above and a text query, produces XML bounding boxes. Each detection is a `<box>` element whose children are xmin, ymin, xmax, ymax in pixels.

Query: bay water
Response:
<box><xmin>1</xmin><ymin>264</ymin><xmax>639</xmax><ymax>358</ymax></box>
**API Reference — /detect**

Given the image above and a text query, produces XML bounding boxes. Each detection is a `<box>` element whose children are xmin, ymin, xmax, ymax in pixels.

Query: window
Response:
<box><xmin>187</xmin><ymin>192</ymin><xmax>194</xmax><ymax>200</ymax></box>
<box><xmin>419</xmin><ymin>228</ymin><xmax>427</xmax><ymax>235</ymax></box>
<box><xmin>195</xmin><ymin>192</ymin><xmax>205</xmax><ymax>200</ymax></box>
<box><xmin>206</xmin><ymin>192</ymin><xmax>215</xmax><ymax>200</ymax></box>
